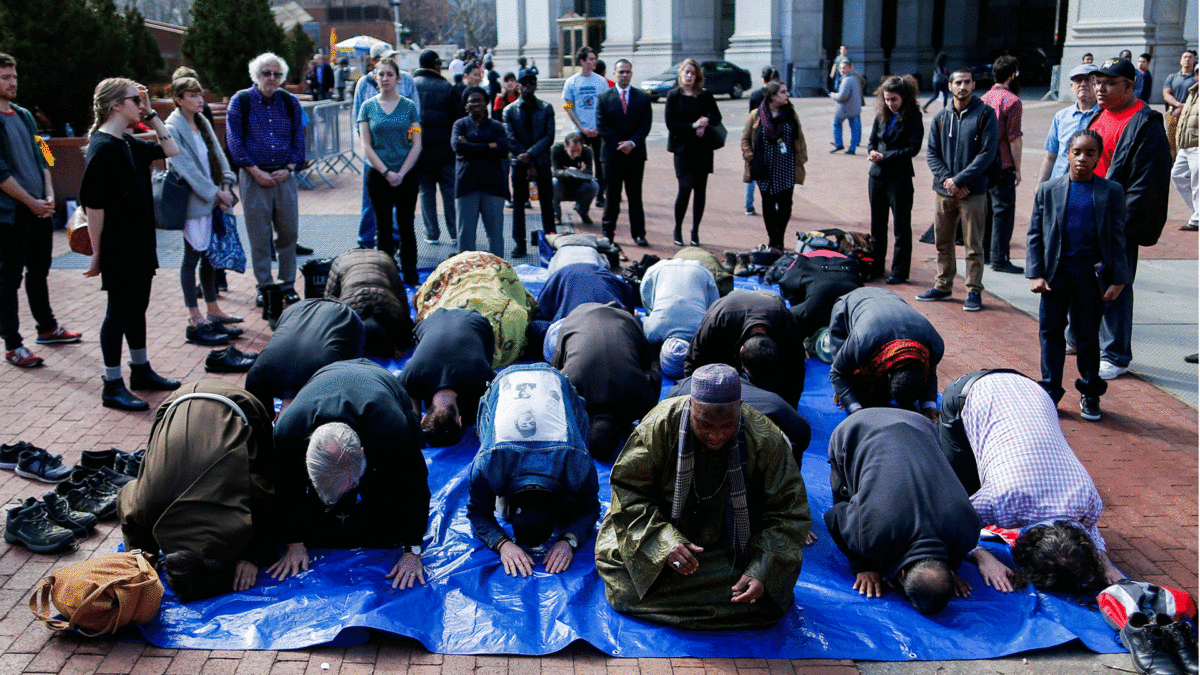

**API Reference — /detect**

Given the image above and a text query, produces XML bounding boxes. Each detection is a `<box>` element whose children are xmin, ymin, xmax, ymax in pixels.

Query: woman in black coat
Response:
<box><xmin>665</xmin><ymin>59</ymin><xmax>722</xmax><ymax>247</ymax></box>
<box><xmin>866</xmin><ymin>76</ymin><xmax>924</xmax><ymax>284</ymax></box>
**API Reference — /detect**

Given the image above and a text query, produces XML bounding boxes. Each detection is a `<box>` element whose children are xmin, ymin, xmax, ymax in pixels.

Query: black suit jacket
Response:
<box><xmin>867</xmin><ymin>111</ymin><xmax>924</xmax><ymax>179</ymax></box>
<box><xmin>596</xmin><ymin>86</ymin><xmax>653</xmax><ymax>163</ymax></box>
<box><xmin>307</xmin><ymin>64</ymin><xmax>335</xmax><ymax>99</ymax></box>
<box><xmin>1025</xmin><ymin>175</ymin><xmax>1131</xmax><ymax>286</ymax></box>
<box><xmin>1085</xmin><ymin>104</ymin><xmax>1172</xmax><ymax>246</ymax></box>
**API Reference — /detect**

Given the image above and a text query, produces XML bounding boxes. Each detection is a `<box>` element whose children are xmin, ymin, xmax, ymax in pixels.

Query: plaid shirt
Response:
<box><xmin>225</xmin><ymin>86</ymin><xmax>306</xmax><ymax>169</ymax></box>
<box><xmin>980</xmin><ymin>84</ymin><xmax>1023</xmax><ymax>170</ymax></box>
<box><xmin>963</xmin><ymin>373</ymin><xmax>1106</xmax><ymax>551</ymax></box>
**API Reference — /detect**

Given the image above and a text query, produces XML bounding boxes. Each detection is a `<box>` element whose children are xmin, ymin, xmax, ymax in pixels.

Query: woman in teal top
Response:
<box><xmin>358</xmin><ymin>57</ymin><xmax>423</xmax><ymax>286</ymax></box>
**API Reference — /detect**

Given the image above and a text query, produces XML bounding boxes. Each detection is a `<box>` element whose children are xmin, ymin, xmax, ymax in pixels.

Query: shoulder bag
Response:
<box><xmin>151</xmin><ymin>168</ymin><xmax>188</xmax><ymax>230</ymax></box>
<box><xmin>29</xmin><ymin>550</ymin><xmax>163</xmax><ymax>636</ymax></box>
<box><xmin>207</xmin><ymin>208</ymin><xmax>247</xmax><ymax>273</ymax></box>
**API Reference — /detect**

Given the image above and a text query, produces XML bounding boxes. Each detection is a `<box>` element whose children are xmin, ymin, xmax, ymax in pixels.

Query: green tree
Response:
<box><xmin>125</xmin><ymin>6</ymin><xmax>166</xmax><ymax>84</ymax></box>
<box><xmin>181</xmin><ymin>0</ymin><xmax>285</xmax><ymax>96</ymax></box>
<box><xmin>284</xmin><ymin>24</ymin><xmax>315</xmax><ymax>86</ymax></box>
<box><xmin>0</xmin><ymin>0</ymin><xmax>138</xmax><ymax>134</ymax></box>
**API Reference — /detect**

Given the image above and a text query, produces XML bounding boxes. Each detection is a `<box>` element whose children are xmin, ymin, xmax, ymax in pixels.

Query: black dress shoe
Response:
<box><xmin>295</xmin><ymin>243</ymin><xmax>314</xmax><ymax>255</ymax></box>
<box><xmin>511</xmin><ymin>244</ymin><xmax>527</xmax><ymax>258</ymax></box>
<box><xmin>282</xmin><ymin>289</ymin><xmax>302</xmax><ymax>304</ymax></box>
<box><xmin>101</xmin><ymin>377</ymin><xmax>149</xmax><ymax>412</ymax></box>
<box><xmin>885</xmin><ymin>276</ymin><xmax>906</xmax><ymax>285</ymax></box>
<box><xmin>128</xmin><ymin>363</ymin><xmax>181</xmax><ymax>391</ymax></box>
<box><xmin>205</xmin><ymin>346</ymin><xmax>258</xmax><ymax>373</ymax></box>
<box><xmin>1163</xmin><ymin>620</ymin><xmax>1199</xmax><ymax>675</ymax></box>
<box><xmin>186</xmin><ymin>322</ymin><xmax>231</xmax><ymax>346</ymax></box>
<box><xmin>633</xmin><ymin>236</ymin><xmax>649</xmax><ymax>247</ymax></box>
<box><xmin>1123</xmin><ymin>613</ymin><xmax>1185</xmax><ymax>675</ymax></box>
<box><xmin>209</xmin><ymin>322</ymin><xmax>244</xmax><ymax>338</ymax></box>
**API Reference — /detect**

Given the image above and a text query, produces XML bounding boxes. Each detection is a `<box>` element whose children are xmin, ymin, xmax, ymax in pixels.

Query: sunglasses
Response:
<box><xmin>260</xmin><ymin>71</ymin><xmax>283</xmax><ymax>79</ymax></box>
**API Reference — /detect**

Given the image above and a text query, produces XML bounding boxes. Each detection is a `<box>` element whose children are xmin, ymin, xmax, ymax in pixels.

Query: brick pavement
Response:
<box><xmin>0</xmin><ymin>94</ymin><xmax>1193</xmax><ymax>674</ymax></box>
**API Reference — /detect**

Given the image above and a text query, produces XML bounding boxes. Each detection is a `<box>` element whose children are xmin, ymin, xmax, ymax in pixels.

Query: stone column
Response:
<box><xmin>777</xmin><ymin>0</ymin><xmax>827</xmax><ymax>94</ymax></box>
<box><xmin>494</xmin><ymin>0</ymin><xmax>526</xmax><ymax>75</ymax></box>
<box><xmin>839</xmin><ymin>0</ymin><xmax>887</xmax><ymax>83</ymax></box>
<box><xmin>601</xmin><ymin>0</ymin><xmax>640</xmax><ymax>69</ymax></box>
<box><xmin>725</xmin><ymin>0</ymin><xmax>782</xmax><ymax>77</ymax></box>
<box><xmin>888</xmin><ymin>0</ymin><xmax>934</xmax><ymax>80</ymax></box>
<box><xmin>634</xmin><ymin>0</ymin><xmax>680</xmax><ymax>76</ymax></box>
<box><xmin>524</xmin><ymin>0</ymin><xmax>560</xmax><ymax>77</ymax></box>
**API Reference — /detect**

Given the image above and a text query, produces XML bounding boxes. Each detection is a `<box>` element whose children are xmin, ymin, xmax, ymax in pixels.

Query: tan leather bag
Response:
<box><xmin>29</xmin><ymin>551</ymin><xmax>163</xmax><ymax>635</ymax></box>
<box><xmin>67</xmin><ymin>206</ymin><xmax>93</xmax><ymax>256</ymax></box>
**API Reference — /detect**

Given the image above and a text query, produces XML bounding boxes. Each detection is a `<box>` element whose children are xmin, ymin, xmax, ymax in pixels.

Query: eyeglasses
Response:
<box><xmin>260</xmin><ymin>71</ymin><xmax>283</xmax><ymax>79</ymax></box>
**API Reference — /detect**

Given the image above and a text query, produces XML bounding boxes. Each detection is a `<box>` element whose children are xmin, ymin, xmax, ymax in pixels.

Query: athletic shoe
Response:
<box><xmin>0</xmin><ymin>441</ymin><xmax>33</xmax><ymax>469</ymax></box>
<box><xmin>56</xmin><ymin>484</ymin><xmax>118</xmax><ymax>520</ymax></box>
<box><xmin>1080</xmin><ymin>395</ymin><xmax>1102</xmax><ymax>422</ymax></box>
<box><xmin>916</xmin><ymin>288</ymin><xmax>951</xmax><ymax>302</ymax></box>
<box><xmin>41</xmin><ymin>492</ymin><xmax>98</xmax><ymax>537</ymax></box>
<box><xmin>4</xmin><ymin>501</ymin><xmax>76</xmax><ymax>553</ymax></box>
<box><xmin>15</xmin><ymin>448</ymin><xmax>74</xmax><ymax>483</ymax></box>
<box><xmin>1099</xmin><ymin>361</ymin><xmax>1129</xmax><ymax>380</ymax></box>
<box><xmin>745</xmin><ymin>208</ymin><xmax>756</xmax><ymax>216</ymax></box>
<box><xmin>35</xmin><ymin>326</ymin><xmax>82</xmax><ymax>344</ymax></box>
<box><xmin>5</xmin><ymin>346</ymin><xmax>43</xmax><ymax>368</ymax></box>
<box><xmin>963</xmin><ymin>293</ymin><xmax>983</xmax><ymax>312</ymax></box>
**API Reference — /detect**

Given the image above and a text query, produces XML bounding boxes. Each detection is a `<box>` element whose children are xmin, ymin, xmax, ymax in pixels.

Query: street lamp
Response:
<box><xmin>387</xmin><ymin>0</ymin><xmax>408</xmax><ymax>50</ymax></box>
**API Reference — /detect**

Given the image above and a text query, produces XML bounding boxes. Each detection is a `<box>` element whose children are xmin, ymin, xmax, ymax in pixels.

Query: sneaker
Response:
<box><xmin>5</xmin><ymin>346</ymin><xmax>43</xmax><ymax>368</ymax></box>
<box><xmin>1099</xmin><ymin>361</ymin><xmax>1129</xmax><ymax>380</ymax></box>
<box><xmin>4</xmin><ymin>501</ymin><xmax>76</xmax><ymax>553</ymax></box>
<box><xmin>745</xmin><ymin>208</ymin><xmax>756</xmax><ymax>216</ymax></box>
<box><xmin>56</xmin><ymin>484</ymin><xmax>118</xmax><ymax>519</ymax></box>
<box><xmin>35</xmin><ymin>326</ymin><xmax>82</xmax><ymax>344</ymax></box>
<box><xmin>963</xmin><ymin>293</ymin><xmax>983</xmax><ymax>312</ymax></box>
<box><xmin>41</xmin><ymin>492</ymin><xmax>97</xmax><ymax>537</ymax></box>
<box><xmin>1080</xmin><ymin>395</ymin><xmax>1101</xmax><ymax>421</ymax></box>
<box><xmin>424</xmin><ymin>237</ymin><xmax>438</xmax><ymax>244</ymax></box>
<box><xmin>916</xmin><ymin>288</ymin><xmax>952</xmax><ymax>302</ymax></box>
<box><xmin>990</xmin><ymin>260</ymin><xmax>1024</xmax><ymax>274</ymax></box>
<box><xmin>0</xmin><ymin>441</ymin><xmax>33</xmax><ymax>469</ymax></box>
<box><xmin>15</xmin><ymin>448</ymin><xmax>74</xmax><ymax>483</ymax></box>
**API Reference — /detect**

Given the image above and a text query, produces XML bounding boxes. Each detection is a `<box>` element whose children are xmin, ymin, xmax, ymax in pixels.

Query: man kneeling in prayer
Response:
<box><xmin>825</xmin><ymin>407</ymin><xmax>979</xmax><ymax>614</ymax></box>
<box><xmin>267</xmin><ymin>358</ymin><xmax>429</xmax><ymax>589</ymax></box>
<box><xmin>467</xmin><ymin>364</ymin><xmax>600</xmax><ymax>576</ymax></box>
<box><xmin>596</xmin><ymin>364</ymin><xmax>811</xmax><ymax>629</ymax></box>
<box><xmin>940</xmin><ymin>370</ymin><xmax>1124</xmax><ymax>593</ymax></box>
<box><xmin>118</xmin><ymin>380</ymin><xmax>276</xmax><ymax>602</ymax></box>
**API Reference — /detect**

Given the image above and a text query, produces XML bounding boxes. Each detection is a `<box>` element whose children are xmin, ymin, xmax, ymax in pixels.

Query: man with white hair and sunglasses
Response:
<box><xmin>268</xmin><ymin>358</ymin><xmax>429</xmax><ymax>589</ymax></box>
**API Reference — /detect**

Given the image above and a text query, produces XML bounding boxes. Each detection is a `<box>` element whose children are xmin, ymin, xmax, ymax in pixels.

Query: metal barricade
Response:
<box><xmin>298</xmin><ymin>100</ymin><xmax>363</xmax><ymax>190</ymax></box>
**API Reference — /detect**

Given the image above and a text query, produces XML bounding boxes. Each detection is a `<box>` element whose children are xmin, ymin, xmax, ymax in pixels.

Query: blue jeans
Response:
<box><xmin>1100</xmin><ymin>241</ymin><xmax>1138</xmax><ymax>367</ymax></box>
<box><xmin>832</xmin><ymin>115</ymin><xmax>861</xmax><ymax>151</ymax></box>
<box><xmin>744</xmin><ymin>182</ymin><xmax>755</xmax><ymax>211</ymax></box>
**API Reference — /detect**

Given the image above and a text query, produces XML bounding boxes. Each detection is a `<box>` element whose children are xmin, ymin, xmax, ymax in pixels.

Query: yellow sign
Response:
<box><xmin>329</xmin><ymin>28</ymin><xmax>338</xmax><ymax>55</ymax></box>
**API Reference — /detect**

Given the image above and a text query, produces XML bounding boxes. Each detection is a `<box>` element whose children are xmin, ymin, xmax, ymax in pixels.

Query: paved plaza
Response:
<box><xmin>0</xmin><ymin>92</ymin><xmax>1194</xmax><ymax>674</ymax></box>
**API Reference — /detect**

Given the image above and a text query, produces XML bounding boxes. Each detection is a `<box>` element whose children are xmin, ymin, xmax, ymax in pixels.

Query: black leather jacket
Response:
<box><xmin>413</xmin><ymin>68</ymin><xmax>462</xmax><ymax>163</ymax></box>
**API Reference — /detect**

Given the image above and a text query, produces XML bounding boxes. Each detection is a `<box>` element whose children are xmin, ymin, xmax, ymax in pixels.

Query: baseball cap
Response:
<box><xmin>518</xmin><ymin>67</ymin><xmax>538</xmax><ymax>83</ymax></box>
<box><xmin>378</xmin><ymin>49</ymin><xmax>398</xmax><ymax>61</ymax></box>
<box><xmin>1069</xmin><ymin>63</ymin><xmax>1098</xmax><ymax>81</ymax></box>
<box><xmin>369</xmin><ymin>42</ymin><xmax>394</xmax><ymax>59</ymax></box>
<box><xmin>1094</xmin><ymin>58</ymin><xmax>1136</xmax><ymax>81</ymax></box>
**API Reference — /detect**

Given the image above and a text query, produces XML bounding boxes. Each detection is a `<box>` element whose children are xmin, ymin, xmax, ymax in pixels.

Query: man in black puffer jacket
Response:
<box><xmin>413</xmin><ymin>50</ymin><xmax>464</xmax><ymax>244</ymax></box>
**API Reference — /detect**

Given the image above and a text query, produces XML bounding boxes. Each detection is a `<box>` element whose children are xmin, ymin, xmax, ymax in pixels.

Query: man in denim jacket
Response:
<box><xmin>467</xmin><ymin>364</ymin><xmax>600</xmax><ymax>577</ymax></box>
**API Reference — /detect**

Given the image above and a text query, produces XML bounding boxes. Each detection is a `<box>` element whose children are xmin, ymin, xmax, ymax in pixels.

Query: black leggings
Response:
<box><xmin>761</xmin><ymin>188</ymin><xmax>794</xmax><ymax>249</ymax></box>
<box><xmin>100</xmin><ymin>276</ymin><xmax>153</xmax><ymax>368</ymax></box>
<box><xmin>366</xmin><ymin>167</ymin><xmax>420</xmax><ymax>283</ymax></box>
<box><xmin>674</xmin><ymin>171</ymin><xmax>709</xmax><ymax>232</ymax></box>
<box><xmin>180</xmin><ymin>240</ymin><xmax>216</xmax><ymax>309</ymax></box>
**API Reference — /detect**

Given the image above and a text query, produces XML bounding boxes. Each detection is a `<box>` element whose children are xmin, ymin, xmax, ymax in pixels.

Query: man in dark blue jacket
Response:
<box><xmin>919</xmin><ymin>67</ymin><xmax>998</xmax><ymax>313</ymax></box>
<box><xmin>503</xmin><ymin>69</ymin><xmax>556</xmax><ymax>256</ymax></box>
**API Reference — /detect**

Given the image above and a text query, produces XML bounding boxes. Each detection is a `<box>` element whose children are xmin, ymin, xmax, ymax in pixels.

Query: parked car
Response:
<box><xmin>640</xmin><ymin>60</ymin><xmax>752</xmax><ymax>100</ymax></box>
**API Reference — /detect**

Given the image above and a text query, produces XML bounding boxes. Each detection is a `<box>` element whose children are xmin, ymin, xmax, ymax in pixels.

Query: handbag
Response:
<box><xmin>207</xmin><ymin>209</ymin><xmax>247</xmax><ymax>273</ymax></box>
<box><xmin>66</xmin><ymin>205</ymin><xmax>92</xmax><ymax>256</ymax></box>
<box><xmin>151</xmin><ymin>168</ymin><xmax>188</xmax><ymax>231</ymax></box>
<box><xmin>707</xmin><ymin>121</ymin><xmax>728</xmax><ymax>150</ymax></box>
<box><xmin>29</xmin><ymin>550</ymin><xmax>163</xmax><ymax>636</ymax></box>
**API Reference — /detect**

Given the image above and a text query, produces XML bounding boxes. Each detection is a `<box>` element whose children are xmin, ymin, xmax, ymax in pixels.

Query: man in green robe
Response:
<box><xmin>595</xmin><ymin>364</ymin><xmax>811</xmax><ymax>630</ymax></box>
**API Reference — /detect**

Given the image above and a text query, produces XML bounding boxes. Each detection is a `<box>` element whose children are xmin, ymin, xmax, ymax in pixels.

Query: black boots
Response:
<box><xmin>260</xmin><ymin>284</ymin><xmax>285</xmax><ymax>330</ymax></box>
<box><xmin>128</xmin><ymin>362</ymin><xmax>181</xmax><ymax>391</ymax></box>
<box><xmin>101</xmin><ymin>377</ymin><xmax>148</xmax><ymax>412</ymax></box>
<box><xmin>1123</xmin><ymin>612</ymin><xmax>1197</xmax><ymax>675</ymax></box>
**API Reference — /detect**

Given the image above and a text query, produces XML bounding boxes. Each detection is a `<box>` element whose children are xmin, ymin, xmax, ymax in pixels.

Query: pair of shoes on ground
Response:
<box><xmin>916</xmin><ymin>288</ymin><xmax>983</xmax><ymax>312</ymax></box>
<box><xmin>256</xmin><ymin>288</ymin><xmax>302</xmax><ymax>306</ymax></box>
<box><xmin>53</xmin><ymin>465</ymin><xmax>131</xmax><ymax>520</ymax></box>
<box><xmin>206</xmin><ymin>346</ymin><xmax>258</xmax><ymax>373</ymax></box>
<box><xmin>80</xmin><ymin>447</ymin><xmax>143</xmax><ymax>479</ymax></box>
<box><xmin>102</xmin><ymin>364</ymin><xmax>180</xmax><ymax>412</ymax></box>
<box><xmin>186</xmin><ymin>321</ymin><xmax>243</xmax><ymax>346</ymax></box>
<box><xmin>0</xmin><ymin>441</ymin><xmax>74</xmax><ymax>483</ymax></box>
<box><xmin>5</xmin><ymin>326</ymin><xmax>82</xmax><ymax>367</ymax></box>
<box><xmin>1120</xmin><ymin>611</ymin><xmax>1198</xmax><ymax>675</ymax></box>
<box><xmin>4</xmin><ymin>494</ymin><xmax>95</xmax><ymax>554</ymax></box>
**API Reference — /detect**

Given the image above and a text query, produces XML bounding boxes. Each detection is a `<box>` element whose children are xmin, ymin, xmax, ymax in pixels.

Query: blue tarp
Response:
<box><xmin>134</xmin><ymin>354</ymin><xmax>1124</xmax><ymax>657</ymax></box>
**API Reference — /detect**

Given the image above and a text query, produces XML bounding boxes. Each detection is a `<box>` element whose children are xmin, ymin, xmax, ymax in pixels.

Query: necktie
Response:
<box><xmin>621</xmin><ymin>89</ymin><xmax>628</xmax><ymax>114</ymax></box>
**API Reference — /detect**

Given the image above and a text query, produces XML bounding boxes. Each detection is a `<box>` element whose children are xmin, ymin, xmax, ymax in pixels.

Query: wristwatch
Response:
<box><xmin>559</xmin><ymin>533</ymin><xmax>579</xmax><ymax>550</ymax></box>
<box><xmin>403</xmin><ymin>545</ymin><xmax>422</xmax><ymax>556</ymax></box>
<box><xmin>143</xmin><ymin>109</ymin><xmax>157</xmax><ymax>121</ymax></box>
